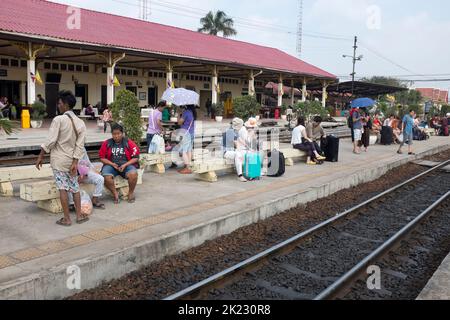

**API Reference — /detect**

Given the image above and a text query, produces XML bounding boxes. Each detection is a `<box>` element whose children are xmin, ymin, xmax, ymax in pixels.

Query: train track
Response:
<box><xmin>164</xmin><ymin>160</ymin><xmax>450</xmax><ymax>300</ymax></box>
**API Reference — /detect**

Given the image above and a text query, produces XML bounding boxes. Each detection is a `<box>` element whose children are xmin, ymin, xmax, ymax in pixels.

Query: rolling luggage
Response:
<box><xmin>267</xmin><ymin>150</ymin><xmax>285</xmax><ymax>177</ymax></box>
<box><xmin>243</xmin><ymin>152</ymin><xmax>262</xmax><ymax>180</ymax></box>
<box><xmin>321</xmin><ymin>136</ymin><xmax>340</xmax><ymax>162</ymax></box>
<box><xmin>381</xmin><ymin>126</ymin><xmax>393</xmax><ymax>145</ymax></box>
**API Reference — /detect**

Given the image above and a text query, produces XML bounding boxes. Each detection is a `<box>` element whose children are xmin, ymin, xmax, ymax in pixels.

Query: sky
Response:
<box><xmin>51</xmin><ymin>0</ymin><xmax>450</xmax><ymax>91</ymax></box>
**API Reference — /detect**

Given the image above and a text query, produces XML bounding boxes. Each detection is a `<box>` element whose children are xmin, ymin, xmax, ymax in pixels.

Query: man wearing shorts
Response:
<box><xmin>352</xmin><ymin>108</ymin><xmax>363</xmax><ymax>154</ymax></box>
<box><xmin>36</xmin><ymin>91</ymin><xmax>88</xmax><ymax>227</ymax></box>
<box><xmin>398</xmin><ymin>110</ymin><xmax>416</xmax><ymax>156</ymax></box>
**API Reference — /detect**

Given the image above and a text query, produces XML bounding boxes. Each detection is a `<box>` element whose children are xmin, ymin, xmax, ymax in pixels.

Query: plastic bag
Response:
<box><xmin>80</xmin><ymin>190</ymin><xmax>93</xmax><ymax>216</ymax></box>
<box><xmin>398</xmin><ymin>134</ymin><xmax>404</xmax><ymax>143</ymax></box>
<box><xmin>149</xmin><ymin>134</ymin><xmax>165</xmax><ymax>154</ymax></box>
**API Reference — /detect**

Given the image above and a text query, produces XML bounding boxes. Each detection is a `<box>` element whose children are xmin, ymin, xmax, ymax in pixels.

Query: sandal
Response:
<box><xmin>76</xmin><ymin>215</ymin><xmax>90</xmax><ymax>224</ymax></box>
<box><xmin>93</xmin><ymin>203</ymin><xmax>106</xmax><ymax>210</ymax></box>
<box><xmin>128</xmin><ymin>197</ymin><xmax>136</xmax><ymax>204</ymax></box>
<box><xmin>56</xmin><ymin>218</ymin><xmax>72</xmax><ymax>227</ymax></box>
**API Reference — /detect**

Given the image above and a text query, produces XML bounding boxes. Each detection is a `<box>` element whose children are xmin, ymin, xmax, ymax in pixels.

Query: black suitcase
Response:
<box><xmin>321</xmin><ymin>136</ymin><xmax>339</xmax><ymax>162</ymax></box>
<box><xmin>267</xmin><ymin>150</ymin><xmax>286</xmax><ymax>177</ymax></box>
<box><xmin>381</xmin><ymin>126</ymin><xmax>393</xmax><ymax>145</ymax></box>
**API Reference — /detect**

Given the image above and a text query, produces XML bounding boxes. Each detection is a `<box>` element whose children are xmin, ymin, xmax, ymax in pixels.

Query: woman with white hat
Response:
<box><xmin>224</xmin><ymin>118</ymin><xmax>249</xmax><ymax>182</ymax></box>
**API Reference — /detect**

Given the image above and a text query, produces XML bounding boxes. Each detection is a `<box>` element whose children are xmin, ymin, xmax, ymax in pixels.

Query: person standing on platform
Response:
<box><xmin>398</xmin><ymin>110</ymin><xmax>416</xmax><ymax>156</ymax></box>
<box><xmin>146</xmin><ymin>101</ymin><xmax>165</xmax><ymax>147</ymax></box>
<box><xmin>36</xmin><ymin>90</ymin><xmax>88</xmax><ymax>227</ymax></box>
<box><xmin>352</xmin><ymin>107</ymin><xmax>363</xmax><ymax>154</ymax></box>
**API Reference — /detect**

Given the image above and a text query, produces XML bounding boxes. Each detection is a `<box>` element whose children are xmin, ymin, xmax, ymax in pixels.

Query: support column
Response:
<box><xmin>277</xmin><ymin>75</ymin><xmax>283</xmax><ymax>107</ymax></box>
<box><xmin>166</xmin><ymin>59</ymin><xmax>173</xmax><ymax>88</ymax></box>
<box><xmin>211</xmin><ymin>66</ymin><xmax>218</xmax><ymax>105</ymax></box>
<box><xmin>302</xmin><ymin>78</ymin><xmax>307</xmax><ymax>102</ymax></box>
<box><xmin>322</xmin><ymin>81</ymin><xmax>329</xmax><ymax>108</ymax></box>
<box><xmin>290</xmin><ymin>79</ymin><xmax>295</xmax><ymax>106</ymax></box>
<box><xmin>102</xmin><ymin>52</ymin><xmax>126</xmax><ymax>105</ymax></box>
<box><xmin>11</xmin><ymin>42</ymin><xmax>47</xmax><ymax>106</ymax></box>
<box><xmin>249</xmin><ymin>70</ymin><xmax>255</xmax><ymax>97</ymax></box>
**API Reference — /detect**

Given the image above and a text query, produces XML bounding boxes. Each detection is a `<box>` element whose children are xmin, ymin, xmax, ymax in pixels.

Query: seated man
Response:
<box><xmin>306</xmin><ymin>116</ymin><xmax>326</xmax><ymax>155</ymax></box>
<box><xmin>69</xmin><ymin>148</ymin><xmax>106</xmax><ymax>211</ymax></box>
<box><xmin>84</xmin><ymin>104</ymin><xmax>95</xmax><ymax>120</ymax></box>
<box><xmin>99</xmin><ymin>124</ymin><xmax>140</xmax><ymax>204</ymax></box>
<box><xmin>223</xmin><ymin>118</ymin><xmax>248</xmax><ymax>182</ymax></box>
<box><xmin>0</xmin><ymin>97</ymin><xmax>10</xmax><ymax>118</ymax></box>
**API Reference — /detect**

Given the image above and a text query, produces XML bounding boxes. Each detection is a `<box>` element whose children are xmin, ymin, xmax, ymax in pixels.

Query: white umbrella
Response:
<box><xmin>161</xmin><ymin>88</ymin><xmax>200</xmax><ymax>106</ymax></box>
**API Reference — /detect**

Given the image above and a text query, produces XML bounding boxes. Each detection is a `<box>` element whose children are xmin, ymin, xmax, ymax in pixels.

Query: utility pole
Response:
<box><xmin>343</xmin><ymin>36</ymin><xmax>363</xmax><ymax>96</ymax></box>
<box><xmin>139</xmin><ymin>0</ymin><xmax>151</xmax><ymax>21</ymax></box>
<box><xmin>296</xmin><ymin>0</ymin><xmax>304</xmax><ymax>58</ymax></box>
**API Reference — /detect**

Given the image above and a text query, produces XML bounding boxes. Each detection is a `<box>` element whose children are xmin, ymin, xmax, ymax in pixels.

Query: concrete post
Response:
<box><xmin>212</xmin><ymin>66</ymin><xmax>218</xmax><ymax>105</ymax></box>
<box><xmin>302</xmin><ymin>78</ymin><xmax>307</xmax><ymax>102</ymax></box>
<box><xmin>166</xmin><ymin>60</ymin><xmax>173</xmax><ymax>88</ymax></box>
<box><xmin>278</xmin><ymin>75</ymin><xmax>283</xmax><ymax>107</ymax></box>
<box><xmin>249</xmin><ymin>70</ymin><xmax>255</xmax><ymax>97</ymax></box>
<box><xmin>27</xmin><ymin>43</ymin><xmax>36</xmax><ymax>105</ymax></box>
<box><xmin>291</xmin><ymin>79</ymin><xmax>295</xmax><ymax>106</ymax></box>
<box><xmin>105</xmin><ymin>52</ymin><xmax>126</xmax><ymax>105</ymax></box>
<box><xmin>322</xmin><ymin>81</ymin><xmax>328</xmax><ymax>108</ymax></box>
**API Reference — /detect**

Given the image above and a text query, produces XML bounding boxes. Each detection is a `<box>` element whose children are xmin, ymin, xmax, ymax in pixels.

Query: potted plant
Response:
<box><xmin>110</xmin><ymin>90</ymin><xmax>143</xmax><ymax>144</ymax></box>
<box><xmin>30</xmin><ymin>101</ymin><xmax>47</xmax><ymax>128</ymax></box>
<box><xmin>233</xmin><ymin>96</ymin><xmax>262</xmax><ymax>122</ymax></box>
<box><xmin>212</xmin><ymin>102</ymin><xmax>224</xmax><ymax>122</ymax></box>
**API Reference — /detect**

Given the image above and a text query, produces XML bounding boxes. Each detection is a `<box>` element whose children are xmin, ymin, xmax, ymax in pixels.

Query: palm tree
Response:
<box><xmin>198</xmin><ymin>11</ymin><xmax>237</xmax><ymax>38</ymax></box>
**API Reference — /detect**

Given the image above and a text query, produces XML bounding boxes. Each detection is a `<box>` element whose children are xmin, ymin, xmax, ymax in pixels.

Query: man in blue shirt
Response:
<box><xmin>398</xmin><ymin>110</ymin><xmax>416</xmax><ymax>155</ymax></box>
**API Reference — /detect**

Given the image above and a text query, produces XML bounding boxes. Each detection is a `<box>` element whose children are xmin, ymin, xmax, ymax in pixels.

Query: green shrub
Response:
<box><xmin>31</xmin><ymin>101</ymin><xmax>47</xmax><ymax>121</ymax></box>
<box><xmin>211</xmin><ymin>102</ymin><xmax>224</xmax><ymax>116</ymax></box>
<box><xmin>233</xmin><ymin>95</ymin><xmax>261</xmax><ymax>120</ymax></box>
<box><xmin>293</xmin><ymin>101</ymin><xmax>328</xmax><ymax>120</ymax></box>
<box><xmin>110</xmin><ymin>90</ymin><xmax>142</xmax><ymax>143</ymax></box>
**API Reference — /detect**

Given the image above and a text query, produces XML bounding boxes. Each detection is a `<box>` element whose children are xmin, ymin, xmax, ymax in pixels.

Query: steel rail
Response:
<box><xmin>314</xmin><ymin>190</ymin><xmax>450</xmax><ymax>300</ymax></box>
<box><xmin>164</xmin><ymin>159</ymin><xmax>450</xmax><ymax>300</ymax></box>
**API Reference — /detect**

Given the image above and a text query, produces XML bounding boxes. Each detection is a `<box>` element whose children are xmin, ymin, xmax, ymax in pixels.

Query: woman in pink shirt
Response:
<box><xmin>101</xmin><ymin>106</ymin><xmax>113</xmax><ymax>133</ymax></box>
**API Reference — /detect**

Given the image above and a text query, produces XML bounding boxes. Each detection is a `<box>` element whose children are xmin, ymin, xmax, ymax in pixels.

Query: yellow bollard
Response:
<box><xmin>21</xmin><ymin>109</ymin><xmax>30</xmax><ymax>129</ymax></box>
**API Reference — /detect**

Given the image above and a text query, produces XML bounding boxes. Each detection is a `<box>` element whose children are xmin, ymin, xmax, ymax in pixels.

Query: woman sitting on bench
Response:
<box><xmin>99</xmin><ymin>124</ymin><xmax>140</xmax><ymax>204</ymax></box>
<box><xmin>291</xmin><ymin>117</ymin><xmax>325</xmax><ymax>166</ymax></box>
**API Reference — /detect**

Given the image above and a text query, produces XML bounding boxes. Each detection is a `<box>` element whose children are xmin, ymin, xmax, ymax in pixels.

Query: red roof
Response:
<box><xmin>0</xmin><ymin>0</ymin><xmax>335</xmax><ymax>79</ymax></box>
<box><xmin>416</xmin><ymin>88</ymin><xmax>449</xmax><ymax>104</ymax></box>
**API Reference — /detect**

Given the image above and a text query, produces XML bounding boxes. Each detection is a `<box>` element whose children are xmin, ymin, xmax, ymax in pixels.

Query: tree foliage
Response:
<box><xmin>233</xmin><ymin>95</ymin><xmax>261</xmax><ymax>120</ymax></box>
<box><xmin>110</xmin><ymin>90</ymin><xmax>142</xmax><ymax>144</ymax></box>
<box><xmin>293</xmin><ymin>101</ymin><xmax>328</xmax><ymax>120</ymax></box>
<box><xmin>198</xmin><ymin>11</ymin><xmax>237</xmax><ymax>38</ymax></box>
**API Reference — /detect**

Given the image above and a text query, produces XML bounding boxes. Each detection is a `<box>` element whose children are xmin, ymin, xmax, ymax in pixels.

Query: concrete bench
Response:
<box><xmin>140</xmin><ymin>149</ymin><xmax>211</xmax><ymax>174</ymax></box>
<box><xmin>20</xmin><ymin>171</ymin><xmax>143</xmax><ymax>214</ymax></box>
<box><xmin>0</xmin><ymin>165</ymin><xmax>53</xmax><ymax>197</ymax></box>
<box><xmin>192</xmin><ymin>147</ymin><xmax>307</xmax><ymax>183</ymax></box>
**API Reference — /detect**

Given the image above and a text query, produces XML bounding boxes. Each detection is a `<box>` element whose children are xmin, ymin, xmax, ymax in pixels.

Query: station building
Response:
<box><xmin>0</xmin><ymin>0</ymin><xmax>336</xmax><ymax>118</ymax></box>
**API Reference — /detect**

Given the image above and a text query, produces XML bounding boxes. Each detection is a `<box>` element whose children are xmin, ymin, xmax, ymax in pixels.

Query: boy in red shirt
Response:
<box><xmin>99</xmin><ymin>124</ymin><xmax>140</xmax><ymax>204</ymax></box>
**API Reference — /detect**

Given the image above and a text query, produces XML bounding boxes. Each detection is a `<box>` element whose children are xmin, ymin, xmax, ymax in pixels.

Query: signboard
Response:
<box><xmin>424</xmin><ymin>101</ymin><xmax>432</xmax><ymax>114</ymax></box>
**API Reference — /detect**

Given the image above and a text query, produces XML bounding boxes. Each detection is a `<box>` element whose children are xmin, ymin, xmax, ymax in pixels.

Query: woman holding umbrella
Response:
<box><xmin>350</xmin><ymin>98</ymin><xmax>375</xmax><ymax>155</ymax></box>
<box><xmin>177</xmin><ymin>105</ymin><xmax>197</xmax><ymax>174</ymax></box>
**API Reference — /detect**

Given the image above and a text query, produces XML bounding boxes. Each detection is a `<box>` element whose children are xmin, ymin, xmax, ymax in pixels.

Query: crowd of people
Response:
<box><xmin>32</xmin><ymin>89</ymin><xmax>449</xmax><ymax>227</ymax></box>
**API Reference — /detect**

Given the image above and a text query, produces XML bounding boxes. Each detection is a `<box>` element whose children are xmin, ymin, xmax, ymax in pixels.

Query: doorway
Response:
<box><xmin>148</xmin><ymin>87</ymin><xmax>158</xmax><ymax>107</ymax></box>
<box><xmin>75</xmin><ymin>84</ymin><xmax>88</xmax><ymax>108</ymax></box>
<box><xmin>126</xmin><ymin>86</ymin><xmax>137</xmax><ymax>96</ymax></box>
<box><xmin>199</xmin><ymin>90</ymin><xmax>211</xmax><ymax>119</ymax></box>
<box><xmin>45</xmin><ymin>83</ymin><xmax>59</xmax><ymax>117</ymax></box>
<box><xmin>101</xmin><ymin>85</ymin><xmax>107</xmax><ymax>110</ymax></box>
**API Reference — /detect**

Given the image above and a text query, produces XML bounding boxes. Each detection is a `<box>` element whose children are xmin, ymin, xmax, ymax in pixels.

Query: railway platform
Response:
<box><xmin>0</xmin><ymin>136</ymin><xmax>449</xmax><ymax>300</ymax></box>
<box><xmin>418</xmin><ymin>251</ymin><xmax>450</xmax><ymax>300</ymax></box>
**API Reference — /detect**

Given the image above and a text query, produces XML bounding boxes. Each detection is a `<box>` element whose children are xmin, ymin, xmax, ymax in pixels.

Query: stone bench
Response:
<box><xmin>192</xmin><ymin>147</ymin><xmax>307</xmax><ymax>183</ymax></box>
<box><xmin>20</xmin><ymin>171</ymin><xmax>143</xmax><ymax>214</ymax></box>
<box><xmin>140</xmin><ymin>149</ymin><xmax>211</xmax><ymax>174</ymax></box>
<box><xmin>0</xmin><ymin>165</ymin><xmax>53</xmax><ymax>197</ymax></box>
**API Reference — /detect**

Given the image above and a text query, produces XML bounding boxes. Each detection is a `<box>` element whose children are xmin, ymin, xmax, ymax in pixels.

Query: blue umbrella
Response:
<box><xmin>351</xmin><ymin>98</ymin><xmax>376</xmax><ymax>109</ymax></box>
<box><xmin>161</xmin><ymin>88</ymin><xmax>199</xmax><ymax>106</ymax></box>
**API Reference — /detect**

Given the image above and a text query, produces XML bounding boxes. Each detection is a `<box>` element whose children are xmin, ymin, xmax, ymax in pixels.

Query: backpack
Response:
<box><xmin>267</xmin><ymin>150</ymin><xmax>286</xmax><ymax>177</ymax></box>
<box><xmin>347</xmin><ymin>116</ymin><xmax>353</xmax><ymax>129</ymax></box>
